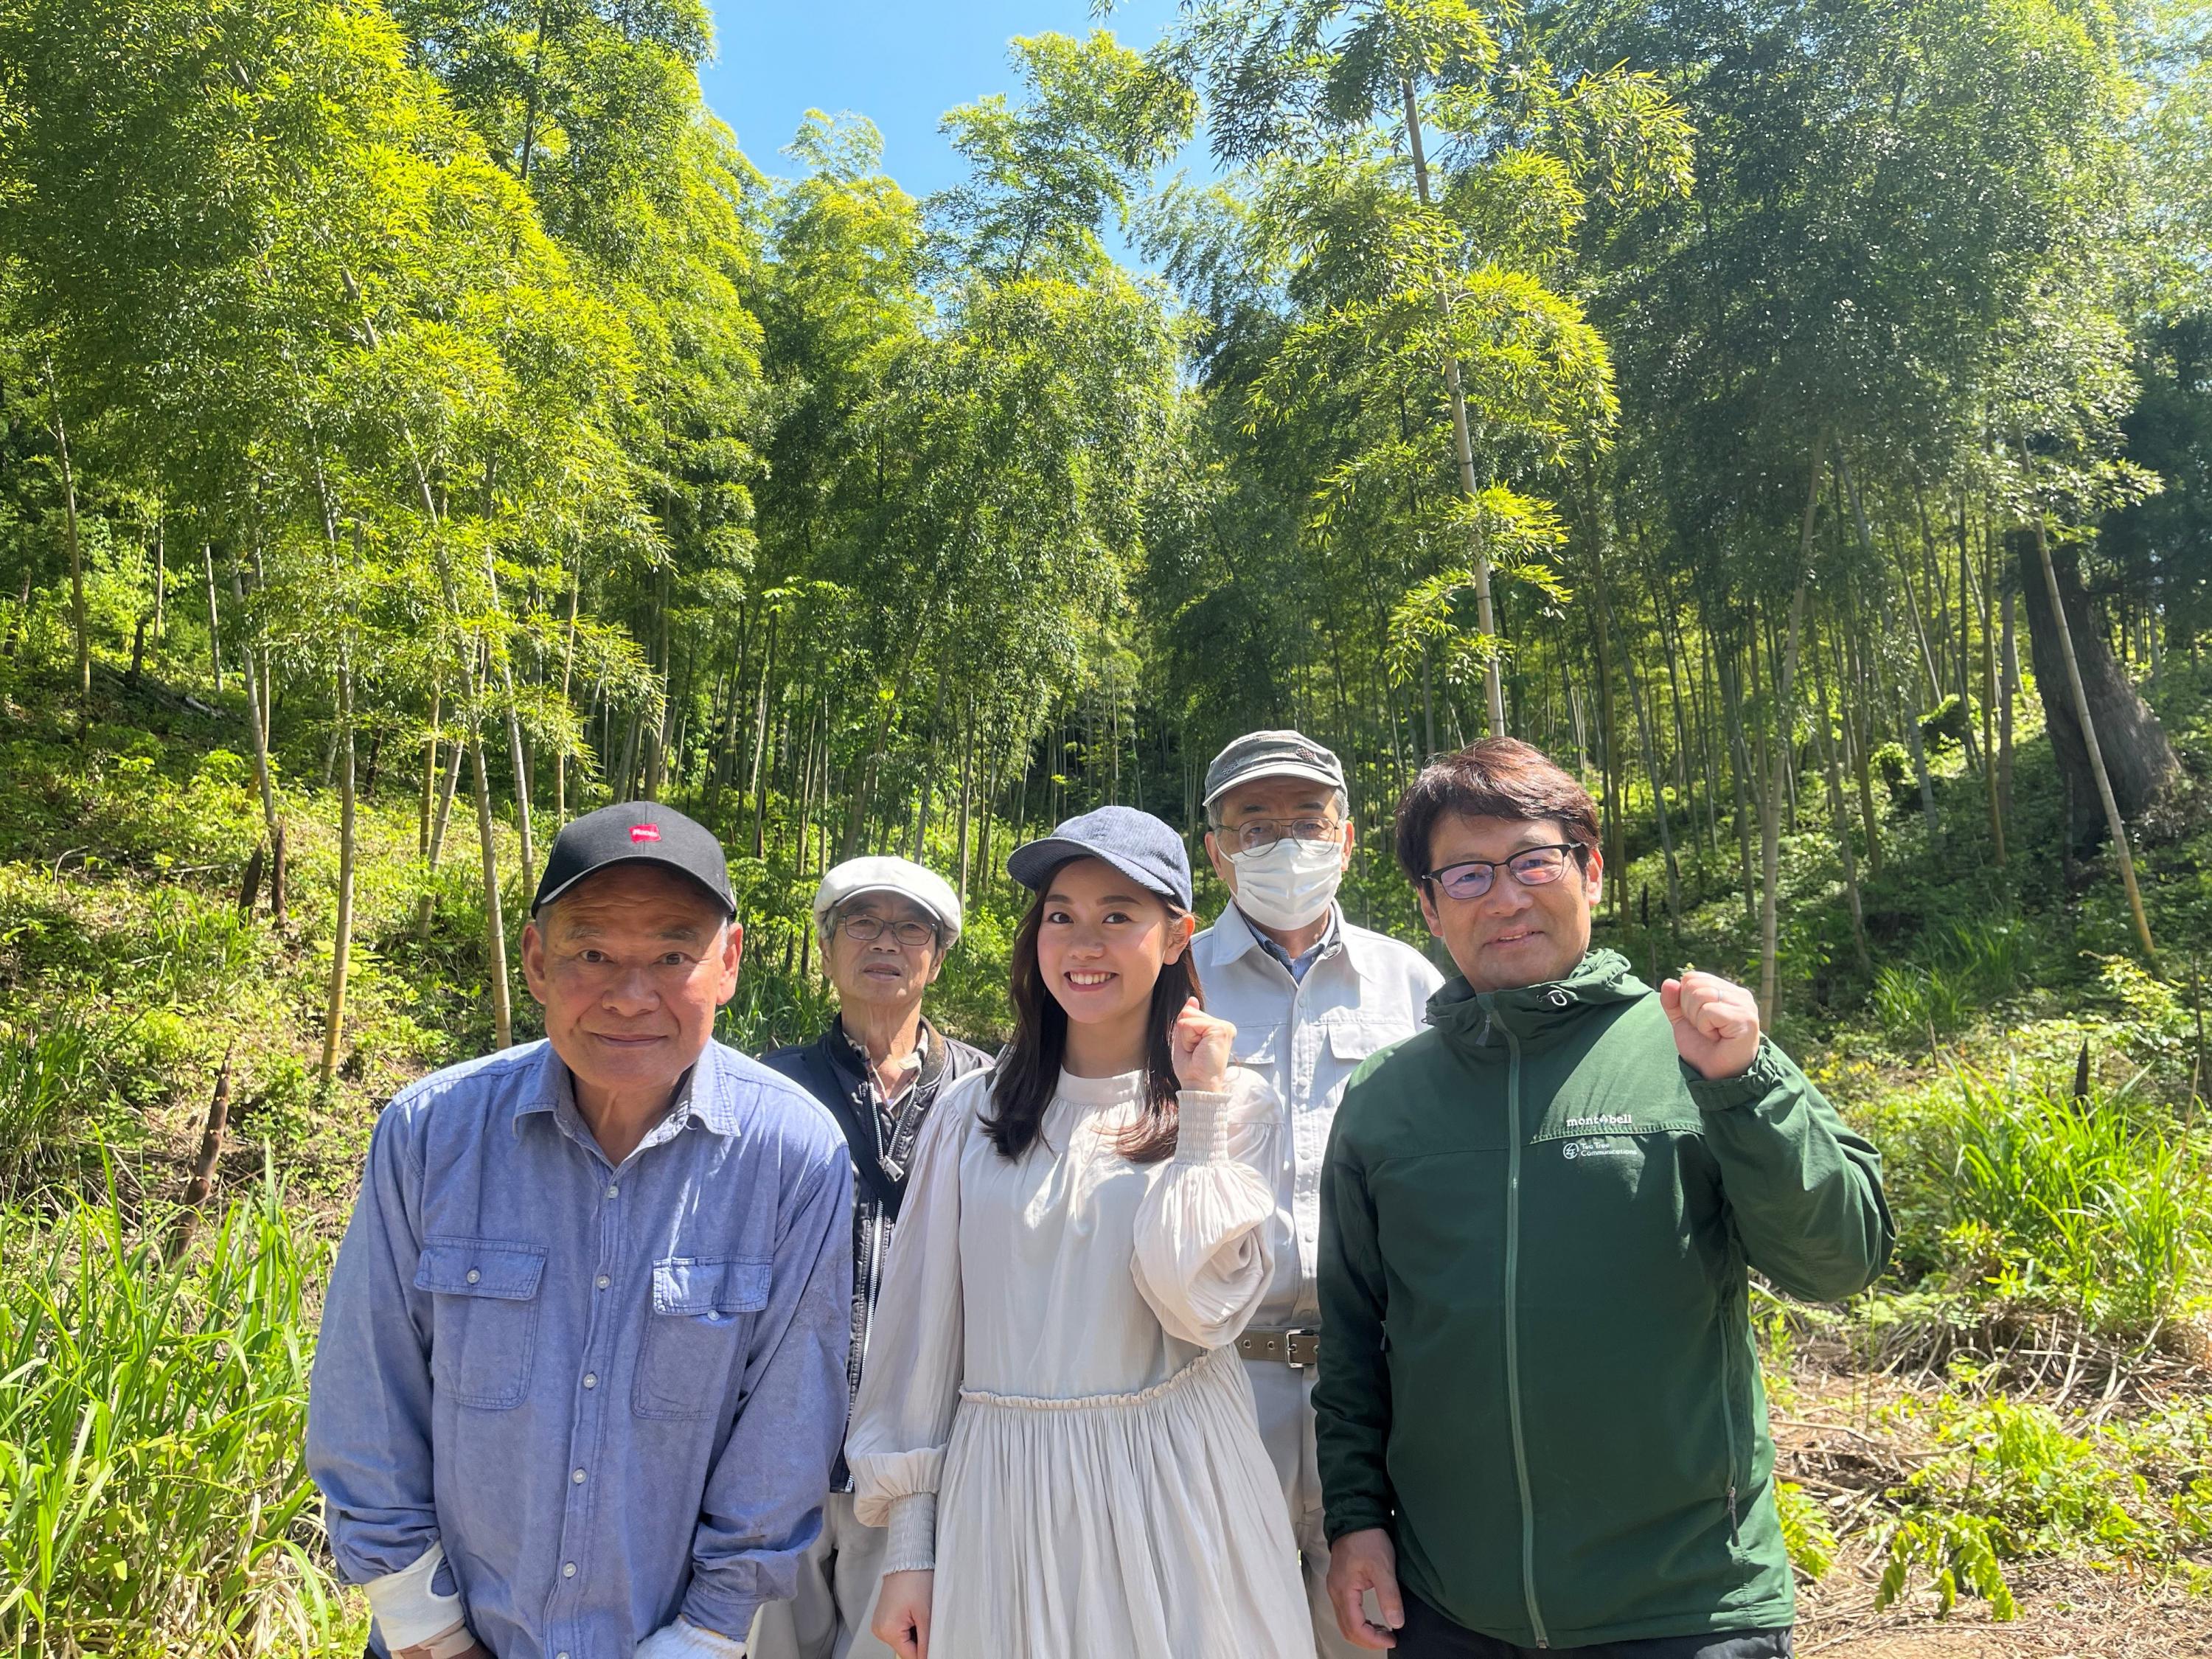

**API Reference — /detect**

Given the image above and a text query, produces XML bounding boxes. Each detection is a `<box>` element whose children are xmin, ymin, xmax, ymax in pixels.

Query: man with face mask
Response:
<box><xmin>1190</xmin><ymin>729</ymin><xmax>1445</xmax><ymax>1659</ymax></box>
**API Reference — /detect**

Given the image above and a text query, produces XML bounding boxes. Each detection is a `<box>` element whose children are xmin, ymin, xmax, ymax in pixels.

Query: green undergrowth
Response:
<box><xmin>1870</xmin><ymin>1377</ymin><xmax>2212</xmax><ymax>1617</ymax></box>
<box><xmin>0</xmin><ymin>1166</ymin><xmax>358</xmax><ymax>1658</ymax></box>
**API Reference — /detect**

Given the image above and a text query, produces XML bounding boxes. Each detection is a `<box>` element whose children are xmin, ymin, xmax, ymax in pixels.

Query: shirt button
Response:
<box><xmin>465</xmin><ymin>1269</ymin><xmax>481</xmax><ymax>1284</ymax></box>
<box><xmin>558</xmin><ymin>1652</ymin><xmax>571</xmax><ymax>1659</ymax></box>
<box><xmin>596</xmin><ymin>1274</ymin><xmax>611</xmax><ymax>1290</ymax></box>
<box><xmin>582</xmin><ymin>1372</ymin><xmax>598</xmax><ymax>1389</ymax></box>
<box><xmin>605</xmin><ymin>1183</ymin><xmax>619</xmax><ymax>1199</ymax></box>
<box><xmin>572</xmin><ymin>1467</ymin><xmax>587</xmax><ymax>1484</ymax></box>
<box><xmin>563</xmin><ymin>1561</ymin><xmax>577</xmax><ymax>1578</ymax></box>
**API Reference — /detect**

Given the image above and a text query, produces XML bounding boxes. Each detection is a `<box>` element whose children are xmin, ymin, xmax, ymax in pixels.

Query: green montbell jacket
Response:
<box><xmin>1314</xmin><ymin>950</ymin><xmax>1892</xmax><ymax>1649</ymax></box>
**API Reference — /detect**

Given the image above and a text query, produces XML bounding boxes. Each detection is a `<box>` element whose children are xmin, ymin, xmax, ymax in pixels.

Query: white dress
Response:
<box><xmin>846</xmin><ymin>1065</ymin><xmax>1315</xmax><ymax>1659</ymax></box>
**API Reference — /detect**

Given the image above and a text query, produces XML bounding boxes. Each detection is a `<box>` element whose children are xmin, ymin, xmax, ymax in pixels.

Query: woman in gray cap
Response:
<box><xmin>847</xmin><ymin>807</ymin><xmax>1313</xmax><ymax>1659</ymax></box>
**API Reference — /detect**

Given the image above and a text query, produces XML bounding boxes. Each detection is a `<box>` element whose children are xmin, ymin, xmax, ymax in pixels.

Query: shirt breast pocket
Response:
<box><xmin>633</xmin><ymin>1255</ymin><xmax>772</xmax><ymax>1420</ymax></box>
<box><xmin>1326</xmin><ymin>1022</ymin><xmax>1388</xmax><ymax>1065</ymax></box>
<box><xmin>1231</xmin><ymin>1024</ymin><xmax>1281</xmax><ymax>1070</ymax></box>
<box><xmin>415</xmin><ymin>1237</ymin><xmax>547</xmax><ymax>1411</ymax></box>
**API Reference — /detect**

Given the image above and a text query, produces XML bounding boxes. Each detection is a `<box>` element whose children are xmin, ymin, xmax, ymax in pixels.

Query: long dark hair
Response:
<box><xmin>981</xmin><ymin>872</ymin><xmax>1203</xmax><ymax>1165</ymax></box>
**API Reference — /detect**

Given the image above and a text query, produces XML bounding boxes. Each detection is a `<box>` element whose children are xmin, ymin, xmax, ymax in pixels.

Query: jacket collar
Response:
<box><xmin>1426</xmin><ymin>949</ymin><xmax>1649</xmax><ymax>1049</ymax></box>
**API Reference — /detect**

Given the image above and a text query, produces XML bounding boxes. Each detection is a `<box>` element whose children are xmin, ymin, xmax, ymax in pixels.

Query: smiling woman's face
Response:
<box><xmin>1416</xmin><ymin>813</ymin><xmax>1602</xmax><ymax>992</ymax></box>
<box><xmin>1034</xmin><ymin>856</ymin><xmax>1189</xmax><ymax>1029</ymax></box>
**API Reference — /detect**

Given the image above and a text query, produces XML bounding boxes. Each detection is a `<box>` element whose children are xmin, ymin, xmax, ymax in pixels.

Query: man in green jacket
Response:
<box><xmin>1317</xmin><ymin>738</ymin><xmax>1891</xmax><ymax>1658</ymax></box>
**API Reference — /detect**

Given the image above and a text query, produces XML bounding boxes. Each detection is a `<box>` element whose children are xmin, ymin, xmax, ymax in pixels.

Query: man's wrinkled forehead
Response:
<box><xmin>835</xmin><ymin>891</ymin><xmax>936</xmax><ymax>923</ymax></box>
<box><xmin>1217</xmin><ymin>774</ymin><xmax>1339</xmax><ymax>818</ymax></box>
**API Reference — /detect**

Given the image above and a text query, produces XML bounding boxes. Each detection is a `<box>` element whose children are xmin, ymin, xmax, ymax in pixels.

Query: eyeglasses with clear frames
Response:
<box><xmin>1220</xmin><ymin>817</ymin><xmax>1343</xmax><ymax>855</ymax></box>
<box><xmin>835</xmin><ymin>914</ymin><xmax>941</xmax><ymax>949</ymax></box>
<box><xmin>1421</xmin><ymin>843</ymin><xmax>1588</xmax><ymax>901</ymax></box>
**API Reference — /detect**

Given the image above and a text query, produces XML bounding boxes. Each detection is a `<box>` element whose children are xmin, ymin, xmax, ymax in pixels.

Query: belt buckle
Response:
<box><xmin>1285</xmin><ymin>1328</ymin><xmax>1319</xmax><ymax>1369</ymax></box>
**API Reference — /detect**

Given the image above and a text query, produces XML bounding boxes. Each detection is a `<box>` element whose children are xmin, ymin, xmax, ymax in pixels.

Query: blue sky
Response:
<box><xmin>699</xmin><ymin>0</ymin><xmax>1195</xmax><ymax>197</ymax></box>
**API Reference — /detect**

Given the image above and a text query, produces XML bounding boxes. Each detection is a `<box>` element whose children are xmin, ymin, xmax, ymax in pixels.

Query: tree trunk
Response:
<box><xmin>1590</xmin><ymin>585</ymin><xmax>1626</xmax><ymax>919</ymax></box>
<box><xmin>1978</xmin><ymin>519</ymin><xmax>2004</xmax><ymax>863</ymax></box>
<box><xmin>231</xmin><ymin>563</ymin><xmax>288</xmax><ymax>925</ymax></box>
<box><xmin>2013</xmin><ymin>528</ymin><xmax>2180</xmax><ymax>844</ymax></box>
<box><xmin>1761</xmin><ymin>428</ymin><xmax>1826</xmax><ymax>1028</ymax></box>
<box><xmin>1839</xmin><ymin>612</ymin><xmax>1882</xmax><ymax>878</ymax></box>
<box><xmin>1716</xmin><ymin>630</ymin><xmax>1757</xmax><ymax>928</ymax></box>
<box><xmin>956</xmin><ymin>694</ymin><xmax>976</xmax><ymax>904</ymax></box>
<box><xmin>2023</xmin><ymin>512</ymin><xmax>2157</xmax><ymax>964</ymax></box>
<box><xmin>420</xmin><ymin>682</ymin><xmax>442</xmax><ymax>856</ymax></box>
<box><xmin>43</xmin><ymin>358</ymin><xmax>91</xmax><ymax>729</ymax></box>
<box><xmin>1812</xmin><ymin>639</ymin><xmax>1871</xmax><ymax>975</ymax></box>
<box><xmin>1998</xmin><ymin>580</ymin><xmax>2018</xmax><ymax>828</ymax></box>
<box><xmin>1402</xmin><ymin>78</ymin><xmax>1505</xmax><ymax>735</ymax></box>
<box><xmin>555</xmin><ymin>562</ymin><xmax>580</xmax><ymax>824</ymax></box>
<box><xmin>320</xmin><ymin>653</ymin><xmax>358</xmax><ymax>1086</ymax></box>
<box><xmin>473</xmin><ymin>734</ymin><xmax>514</xmax><ymax>1047</ymax></box>
<box><xmin>204</xmin><ymin>543</ymin><xmax>225</xmax><ymax>691</ymax></box>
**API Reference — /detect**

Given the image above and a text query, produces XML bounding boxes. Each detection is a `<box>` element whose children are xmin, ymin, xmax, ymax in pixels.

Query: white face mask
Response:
<box><xmin>1228</xmin><ymin>835</ymin><xmax>1344</xmax><ymax>932</ymax></box>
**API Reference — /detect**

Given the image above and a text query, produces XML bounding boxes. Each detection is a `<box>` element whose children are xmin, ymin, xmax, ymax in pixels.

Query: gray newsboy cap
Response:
<box><xmin>1202</xmin><ymin>729</ymin><xmax>1347</xmax><ymax>809</ymax></box>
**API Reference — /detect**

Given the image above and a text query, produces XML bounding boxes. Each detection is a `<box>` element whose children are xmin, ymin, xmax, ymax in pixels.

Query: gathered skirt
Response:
<box><xmin>931</xmin><ymin>1344</ymin><xmax>1315</xmax><ymax>1659</ymax></box>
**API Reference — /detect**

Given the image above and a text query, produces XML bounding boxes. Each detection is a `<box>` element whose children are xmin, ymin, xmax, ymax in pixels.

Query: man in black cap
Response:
<box><xmin>309</xmin><ymin>801</ymin><xmax>855</xmax><ymax>1659</ymax></box>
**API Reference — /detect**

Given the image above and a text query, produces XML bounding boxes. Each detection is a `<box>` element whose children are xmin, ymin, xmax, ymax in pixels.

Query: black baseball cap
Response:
<box><xmin>532</xmin><ymin>801</ymin><xmax>737</xmax><ymax>917</ymax></box>
<box><xmin>1006</xmin><ymin>805</ymin><xmax>1194</xmax><ymax>911</ymax></box>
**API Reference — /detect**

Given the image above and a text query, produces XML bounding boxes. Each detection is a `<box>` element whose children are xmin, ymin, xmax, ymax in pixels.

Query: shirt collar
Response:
<box><xmin>838</xmin><ymin>1015</ymin><xmax>934</xmax><ymax>1107</ymax></box>
<box><xmin>1213</xmin><ymin>900</ymin><xmax>1344</xmax><ymax>971</ymax></box>
<box><xmin>515</xmin><ymin>1040</ymin><xmax>739</xmax><ymax>1144</ymax></box>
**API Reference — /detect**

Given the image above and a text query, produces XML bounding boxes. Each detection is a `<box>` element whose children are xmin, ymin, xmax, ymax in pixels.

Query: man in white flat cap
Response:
<box><xmin>748</xmin><ymin>858</ymin><xmax>990</xmax><ymax>1659</ymax></box>
<box><xmin>1189</xmin><ymin>730</ymin><xmax>1445</xmax><ymax>1659</ymax></box>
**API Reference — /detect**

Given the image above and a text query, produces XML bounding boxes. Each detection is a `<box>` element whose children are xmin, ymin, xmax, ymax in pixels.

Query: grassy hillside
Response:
<box><xmin>2</xmin><ymin>636</ymin><xmax>2210</xmax><ymax>1655</ymax></box>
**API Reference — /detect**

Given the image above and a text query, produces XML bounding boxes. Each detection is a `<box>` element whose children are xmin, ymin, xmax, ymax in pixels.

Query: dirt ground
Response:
<box><xmin>1798</xmin><ymin>1548</ymin><xmax>2212</xmax><ymax>1657</ymax></box>
<box><xmin>1776</xmin><ymin>1357</ymin><xmax>2212</xmax><ymax>1659</ymax></box>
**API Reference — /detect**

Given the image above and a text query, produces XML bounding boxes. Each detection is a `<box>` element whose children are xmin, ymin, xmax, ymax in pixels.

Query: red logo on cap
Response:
<box><xmin>630</xmin><ymin>824</ymin><xmax>661</xmax><ymax>844</ymax></box>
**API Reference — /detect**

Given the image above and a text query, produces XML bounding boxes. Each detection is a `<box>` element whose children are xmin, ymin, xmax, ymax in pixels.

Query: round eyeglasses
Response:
<box><xmin>1421</xmin><ymin>843</ymin><xmax>1587</xmax><ymax>901</ymax></box>
<box><xmin>1220</xmin><ymin>817</ymin><xmax>1343</xmax><ymax>855</ymax></box>
<box><xmin>835</xmin><ymin>914</ymin><xmax>941</xmax><ymax>949</ymax></box>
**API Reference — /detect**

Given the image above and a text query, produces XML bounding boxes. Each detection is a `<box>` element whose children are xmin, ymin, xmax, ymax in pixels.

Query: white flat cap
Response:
<box><xmin>812</xmin><ymin>856</ymin><xmax>963</xmax><ymax>948</ymax></box>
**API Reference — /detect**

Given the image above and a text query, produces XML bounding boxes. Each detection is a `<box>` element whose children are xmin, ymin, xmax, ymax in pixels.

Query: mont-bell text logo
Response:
<box><xmin>630</xmin><ymin>824</ymin><xmax>661</xmax><ymax>844</ymax></box>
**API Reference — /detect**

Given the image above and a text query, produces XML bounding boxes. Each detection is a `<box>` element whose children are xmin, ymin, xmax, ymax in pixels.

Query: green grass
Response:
<box><xmin>1942</xmin><ymin>1073</ymin><xmax>2209</xmax><ymax>1333</ymax></box>
<box><xmin>1871</xmin><ymin>915</ymin><xmax>2037</xmax><ymax>1047</ymax></box>
<box><xmin>0</xmin><ymin>1018</ymin><xmax>103</xmax><ymax>1200</ymax></box>
<box><xmin>0</xmin><ymin>1166</ymin><xmax>344</xmax><ymax>1658</ymax></box>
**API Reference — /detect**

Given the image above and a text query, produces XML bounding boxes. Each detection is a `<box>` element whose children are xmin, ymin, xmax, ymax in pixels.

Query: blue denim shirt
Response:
<box><xmin>307</xmin><ymin>1038</ymin><xmax>854</xmax><ymax>1659</ymax></box>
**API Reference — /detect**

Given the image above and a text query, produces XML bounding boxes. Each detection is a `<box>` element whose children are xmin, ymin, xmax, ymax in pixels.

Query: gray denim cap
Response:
<box><xmin>1006</xmin><ymin>804</ymin><xmax>1194</xmax><ymax>911</ymax></box>
<box><xmin>1202</xmin><ymin>728</ymin><xmax>1347</xmax><ymax>810</ymax></box>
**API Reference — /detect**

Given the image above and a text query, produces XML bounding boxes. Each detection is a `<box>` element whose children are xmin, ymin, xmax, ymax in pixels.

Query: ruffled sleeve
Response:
<box><xmin>845</xmin><ymin>1068</ymin><xmax>984</xmax><ymax>1571</ymax></box>
<box><xmin>1130</xmin><ymin>1066</ymin><xmax>1281</xmax><ymax>1348</ymax></box>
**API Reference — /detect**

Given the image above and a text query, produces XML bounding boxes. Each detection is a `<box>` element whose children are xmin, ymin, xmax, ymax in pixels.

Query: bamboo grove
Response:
<box><xmin>1</xmin><ymin>0</ymin><xmax>2206</xmax><ymax>1056</ymax></box>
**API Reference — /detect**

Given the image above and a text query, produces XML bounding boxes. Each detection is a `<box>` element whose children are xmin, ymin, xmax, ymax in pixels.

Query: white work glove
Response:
<box><xmin>633</xmin><ymin>1616</ymin><xmax>747</xmax><ymax>1659</ymax></box>
<box><xmin>364</xmin><ymin>1543</ymin><xmax>489</xmax><ymax>1658</ymax></box>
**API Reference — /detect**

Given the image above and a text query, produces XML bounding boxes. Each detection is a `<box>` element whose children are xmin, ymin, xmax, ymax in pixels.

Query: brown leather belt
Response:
<box><xmin>1236</xmin><ymin>1327</ymin><xmax>1320</xmax><ymax>1368</ymax></box>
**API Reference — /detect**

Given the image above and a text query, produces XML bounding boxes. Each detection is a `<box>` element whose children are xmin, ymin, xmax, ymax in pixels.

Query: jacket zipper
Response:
<box><xmin>1717</xmin><ymin>1288</ymin><xmax>1745</xmax><ymax>1545</ymax></box>
<box><xmin>1500</xmin><ymin>1019</ymin><xmax>1550</xmax><ymax>1648</ymax></box>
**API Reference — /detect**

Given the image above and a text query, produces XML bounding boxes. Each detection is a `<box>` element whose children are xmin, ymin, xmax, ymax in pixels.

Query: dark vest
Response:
<box><xmin>760</xmin><ymin>1020</ymin><xmax>992</xmax><ymax>1215</ymax></box>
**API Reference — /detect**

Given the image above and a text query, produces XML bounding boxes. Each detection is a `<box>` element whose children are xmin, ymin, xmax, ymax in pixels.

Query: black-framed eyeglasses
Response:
<box><xmin>1219</xmin><ymin>816</ymin><xmax>1343</xmax><ymax>855</ymax></box>
<box><xmin>835</xmin><ymin>913</ymin><xmax>940</xmax><ymax>949</ymax></box>
<box><xmin>1421</xmin><ymin>843</ymin><xmax>1588</xmax><ymax>901</ymax></box>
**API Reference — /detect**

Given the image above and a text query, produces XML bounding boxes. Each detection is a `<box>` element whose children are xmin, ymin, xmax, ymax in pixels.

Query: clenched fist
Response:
<box><xmin>1169</xmin><ymin>997</ymin><xmax>1235</xmax><ymax>1095</ymax></box>
<box><xmin>1660</xmin><ymin>970</ymin><xmax>1761</xmax><ymax>1081</ymax></box>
